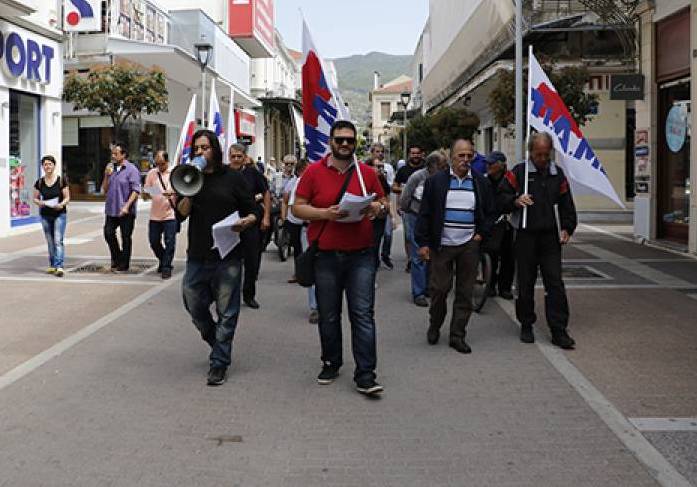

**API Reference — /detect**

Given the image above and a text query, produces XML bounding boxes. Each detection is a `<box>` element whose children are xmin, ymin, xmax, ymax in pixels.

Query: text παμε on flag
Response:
<box><xmin>174</xmin><ymin>94</ymin><xmax>197</xmax><ymax>166</ymax></box>
<box><xmin>302</xmin><ymin>19</ymin><xmax>351</xmax><ymax>163</ymax></box>
<box><xmin>207</xmin><ymin>79</ymin><xmax>225</xmax><ymax>149</ymax></box>
<box><xmin>528</xmin><ymin>51</ymin><xmax>624</xmax><ymax>208</ymax></box>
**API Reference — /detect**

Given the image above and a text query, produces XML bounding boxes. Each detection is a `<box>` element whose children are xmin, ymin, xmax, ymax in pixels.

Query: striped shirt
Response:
<box><xmin>441</xmin><ymin>170</ymin><xmax>476</xmax><ymax>246</ymax></box>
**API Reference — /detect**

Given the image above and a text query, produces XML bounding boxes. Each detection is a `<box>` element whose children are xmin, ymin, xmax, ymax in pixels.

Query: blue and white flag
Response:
<box><xmin>207</xmin><ymin>79</ymin><xmax>225</xmax><ymax>148</ymax></box>
<box><xmin>528</xmin><ymin>51</ymin><xmax>624</xmax><ymax>207</ymax></box>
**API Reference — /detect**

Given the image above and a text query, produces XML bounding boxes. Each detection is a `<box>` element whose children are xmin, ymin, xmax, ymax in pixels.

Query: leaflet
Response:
<box><xmin>211</xmin><ymin>211</ymin><xmax>241</xmax><ymax>259</ymax></box>
<box><xmin>336</xmin><ymin>193</ymin><xmax>376</xmax><ymax>223</ymax></box>
<box><xmin>143</xmin><ymin>185</ymin><xmax>163</xmax><ymax>196</ymax></box>
<box><xmin>43</xmin><ymin>197</ymin><xmax>60</xmax><ymax>208</ymax></box>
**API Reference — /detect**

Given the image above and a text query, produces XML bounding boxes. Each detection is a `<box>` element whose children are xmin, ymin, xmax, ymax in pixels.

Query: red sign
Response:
<box><xmin>228</xmin><ymin>0</ymin><xmax>274</xmax><ymax>58</ymax></box>
<box><xmin>235</xmin><ymin>109</ymin><xmax>256</xmax><ymax>142</ymax></box>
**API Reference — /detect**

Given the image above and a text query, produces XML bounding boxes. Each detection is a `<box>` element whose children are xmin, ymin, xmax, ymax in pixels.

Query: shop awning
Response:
<box><xmin>291</xmin><ymin>106</ymin><xmax>304</xmax><ymax>145</ymax></box>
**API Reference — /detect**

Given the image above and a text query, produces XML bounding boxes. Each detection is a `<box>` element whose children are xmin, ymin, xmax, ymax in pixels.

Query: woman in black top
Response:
<box><xmin>176</xmin><ymin>130</ymin><xmax>260</xmax><ymax>386</ymax></box>
<box><xmin>33</xmin><ymin>155</ymin><xmax>70</xmax><ymax>277</ymax></box>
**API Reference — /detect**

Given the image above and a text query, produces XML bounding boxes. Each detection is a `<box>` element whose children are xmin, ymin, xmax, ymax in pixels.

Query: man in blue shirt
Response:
<box><xmin>101</xmin><ymin>142</ymin><xmax>141</xmax><ymax>272</ymax></box>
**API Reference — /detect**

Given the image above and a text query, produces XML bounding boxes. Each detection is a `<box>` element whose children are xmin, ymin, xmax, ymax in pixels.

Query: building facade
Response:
<box><xmin>369</xmin><ymin>75</ymin><xmax>412</xmax><ymax>156</ymax></box>
<box><xmin>0</xmin><ymin>0</ymin><xmax>64</xmax><ymax>235</ymax></box>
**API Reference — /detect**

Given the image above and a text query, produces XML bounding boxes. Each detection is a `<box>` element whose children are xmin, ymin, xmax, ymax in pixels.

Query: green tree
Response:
<box><xmin>63</xmin><ymin>62</ymin><xmax>168</xmax><ymax>139</ymax></box>
<box><xmin>488</xmin><ymin>62</ymin><xmax>598</xmax><ymax>129</ymax></box>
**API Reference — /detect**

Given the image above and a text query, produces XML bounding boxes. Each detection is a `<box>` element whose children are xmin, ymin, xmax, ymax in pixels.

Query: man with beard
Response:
<box><xmin>393</xmin><ymin>146</ymin><xmax>425</xmax><ymax>272</ymax></box>
<box><xmin>293</xmin><ymin>120</ymin><xmax>389</xmax><ymax>396</ymax></box>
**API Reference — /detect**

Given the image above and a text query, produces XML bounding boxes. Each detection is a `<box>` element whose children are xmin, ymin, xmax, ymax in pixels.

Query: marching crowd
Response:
<box><xmin>31</xmin><ymin>119</ymin><xmax>577</xmax><ymax>396</ymax></box>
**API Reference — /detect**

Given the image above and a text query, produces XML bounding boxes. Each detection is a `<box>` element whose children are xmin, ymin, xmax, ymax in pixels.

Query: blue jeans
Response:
<box><xmin>314</xmin><ymin>249</ymin><xmax>377</xmax><ymax>382</ymax></box>
<box><xmin>381</xmin><ymin>213</ymin><xmax>393</xmax><ymax>259</ymax></box>
<box><xmin>41</xmin><ymin>213</ymin><xmax>67</xmax><ymax>268</ymax></box>
<box><xmin>182</xmin><ymin>257</ymin><xmax>242</xmax><ymax>369</ymax></box>
<box><xmin>404</xmin><ymin>212</ymin><xmax>428</xmax><ymax>299</ymax></box>
<box><xmin>148</xmin><ymin>219</ymin><xmax>177</xmax><ymax>272</ymax></box>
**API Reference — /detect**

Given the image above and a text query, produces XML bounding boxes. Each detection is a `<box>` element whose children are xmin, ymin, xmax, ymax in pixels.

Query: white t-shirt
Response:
<box><xmin>382</xmin><ymin>162</ymin><xmax>395</xmax><ymax>187</ymax></box>
<box><xmin>286</xmin><ymin>176</ymin><xmax>304</xmax><ymax>225</ymax></box>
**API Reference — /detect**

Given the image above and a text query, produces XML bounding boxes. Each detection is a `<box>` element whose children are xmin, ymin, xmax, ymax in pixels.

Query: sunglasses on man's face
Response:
<box><xmin>333</xmin><ymin>137</ymin><xmax>356</xmax><ymax>146</ymax></box>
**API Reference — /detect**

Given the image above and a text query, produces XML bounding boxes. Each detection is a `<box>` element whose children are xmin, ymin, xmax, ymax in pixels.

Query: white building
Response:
<box><xmin>369</xmin><ymin>75</ymin><xmax>412</xmax><ymax>151</ymax></box>
<box><xmin>0</xmin><ymin>0</ymin><xmax>64</xmax><ymax>235</ymax></box>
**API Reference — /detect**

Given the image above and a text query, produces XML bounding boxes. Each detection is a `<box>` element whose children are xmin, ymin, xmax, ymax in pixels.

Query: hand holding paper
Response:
<box><xmin>336</xmin><ymin>193</ymin><xmax>376</xmax><ymax>223</ymax></box>
<box><xmin>211</xmin><ymin>212</ymin><xmax>241</xmax><ymax>259</ymax></box>
<box><xmin>144</xmin><ymin>186</ymin><xmax>163</xmax><ymax>196</ymax></box>
<box><xmin>42</xmin><ymin>197</ymin><xmax>60</xmax><ymax>208</ymax></box>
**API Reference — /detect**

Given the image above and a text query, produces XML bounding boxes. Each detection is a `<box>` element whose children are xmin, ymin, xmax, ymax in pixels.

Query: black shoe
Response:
<box><xmin>317</xmin><ymin>363</ymin><xmax>340</xmax><ymax>385</ymax></box>
<box><xmin>499</xmin><ymin>290</ymin><xmax>514</xmax><ymax>300</ymax></box>
<box><xmin>156</xmin><ymin>265</ymin><xmax>163</xmax><ymax>273</ymax></box>
<box><xmin>520</xmin><ymin>324</ymin><xmax>535</xmax><ymax>344</ymax></box>
<box><xmin>381</xmin><ymin>256</ymin><xmax>394</xmax><ymax>270</ymax></box>
<box><xmin>207</xmin><ymin>367</ymin><xmax>227</xmax><ymax>386</ymax></box>
<box><xmin>414</xmin><ymin>295</ymin><xmax>429</xmax><ymax>307</ymax></box>
<box><xmin>115</xmin><ymin>266</ymin><xmax>129</xmax><ymax>273</ymax></box>
<box><xmin>551</xmin><ymin>330</ymin><xmax>576</xmax><ymax>350</ymax></box>
<box><xmin>404</xmin><ymin>262</ymin><xmax>411</xmax><ymax>273</ymax></box>
<box><xmin>427</xmin><ymin>326</ymin><xmax>440</xmax><ymax>345</ymax></box>
<box><xmin>356</xmin><ymin>378</ymin><xmax>384</xmax><ymax>396</ymax></box>
<box><xmin>161</xmin><ymin>269</ymin><xmax>172</xmax><ymax>280</ymax></box>
<box><xmin>449</xmin><ymin>338</ymin><xmax>472</xmax><ymax>354</ymax></box>
<box><xmin>244</xmin><ymin>298</ymin><xmax>260</xmax><ymax>309</ymax></box>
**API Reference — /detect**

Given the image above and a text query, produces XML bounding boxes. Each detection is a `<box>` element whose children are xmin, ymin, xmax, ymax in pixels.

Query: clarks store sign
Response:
<box><xmin>610</xmin><ymin>74</ymin><xmax>644</xmax><ymax>101</ymax></box>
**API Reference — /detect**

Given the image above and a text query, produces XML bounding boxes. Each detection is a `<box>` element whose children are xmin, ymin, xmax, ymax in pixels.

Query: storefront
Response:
<box><xmin>0</xmin><ymin>20</ymin><xmax>63</xmax><ymax>235</ymax></box>
<box><xmin>656</xmin><ymin>8</ymin><xmax>691</xmax><ymax>243</ymax></box>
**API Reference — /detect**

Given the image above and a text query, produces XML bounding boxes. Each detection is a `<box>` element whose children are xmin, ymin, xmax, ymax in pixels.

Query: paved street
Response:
<box><xmin>1</xmin><ymin>203</ymin><xmax>696</xmax><ymax>486</ymax></box>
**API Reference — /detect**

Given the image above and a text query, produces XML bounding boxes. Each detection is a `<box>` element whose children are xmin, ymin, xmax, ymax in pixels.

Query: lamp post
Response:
<box><xmin>400</xmin><ymin>91</ymin><xmax>411</xmax><ymax>161</ymax></box>
<box><xmin>194</xmin><ymin>37</ymin><xmax>213</xmax><ymax>126</ymax></box>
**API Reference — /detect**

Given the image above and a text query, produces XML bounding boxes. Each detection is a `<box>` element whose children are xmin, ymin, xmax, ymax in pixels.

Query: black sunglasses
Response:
<box><xmin>333</xmin><ymin>137</ymin><xmax>356</xmax><ymax>145</ymax></box>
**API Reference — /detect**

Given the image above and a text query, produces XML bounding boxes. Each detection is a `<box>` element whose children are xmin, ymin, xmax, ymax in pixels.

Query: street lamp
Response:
<box><xmin>194</xmin><ymin>37</ymin><xmax>213</xmax><ymax>126</ymax></box>
<box><xmin>400</xmin><ymin>91</ymin><xmax>411</xmax><ymax>161</ymax></box>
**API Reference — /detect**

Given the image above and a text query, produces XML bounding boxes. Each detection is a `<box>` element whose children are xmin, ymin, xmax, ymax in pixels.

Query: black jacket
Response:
<box><xmin>497</xmin><ymin>161</ymin><xmax>577</xmax><ymax>235</ymax></box>
<box><xmin>415</xmin><ymin>170</ymin><xmax>497</xmax><ymax>250</ymax></box>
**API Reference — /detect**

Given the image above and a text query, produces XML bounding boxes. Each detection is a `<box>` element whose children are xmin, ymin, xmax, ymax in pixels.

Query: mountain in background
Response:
<box><xmin>330</xmin><ymin>52</ymin><xmax>412</xmax><ymax>128</ymax></box>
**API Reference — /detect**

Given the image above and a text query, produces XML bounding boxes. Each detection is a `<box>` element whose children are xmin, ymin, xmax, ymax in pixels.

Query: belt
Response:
<box><xmin>318</xmin><ymin>248</ymin><xmax>371</xmax><ymax>257</ymax></box>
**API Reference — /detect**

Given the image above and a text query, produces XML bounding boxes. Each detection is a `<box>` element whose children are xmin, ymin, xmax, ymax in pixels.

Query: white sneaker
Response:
<box><xmin>55</xmin><ymin>268</ymin><xmax>64</xmax><ymax>277</ymax></box>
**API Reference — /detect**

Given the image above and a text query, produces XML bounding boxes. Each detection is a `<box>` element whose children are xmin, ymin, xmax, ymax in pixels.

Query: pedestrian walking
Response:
<box><xmin>228</xmin><ymin>143</ymin><xmax>270</xmax><ymax>310</ymax></box>
<box><xmin>282</xmin><ymin>158</ymin><xmax>307</xmax><ymax>284</ymax></box>
<box><xmin>365</xmin><ymin>156</ymin><xmax>391</xmax><ymax>270</ymax></box>
<box><xmin>101</xmin><ymin>142</ymin><xmax>141</xmax><ymax>272</ymax></box>
<box><xmin>367</xmin><ymin>143</ymin><xmax>396</xmax><ymax>269</ymax></box>
<box><xmin>177</xmin><ymin>129</ymin><xmax>260</xmax><ymax>386</ymax></box>
<box><xmin>393</xmin><ymin>146</ymin><xmax>425</xmax><ymax>272</ymax></box>
<box><xmin>33</xmin><ymin>155</ymin><xmax>70</xmax><ymax>277</ymax></box>
<box><xmin>293</xmin><ymin>120</ymin><xmax>389</xmax><ymax>396</ymax></box>
<box><xmin>483</xmin><ymin>151</ymin><xmax>515</xmax><ymax>300</ymax></box>
<box><xmin>497</xmin><ymin>132</ymin><xmax>577</xmax><ymax>349</ymax></box>
<box><xmin>399</xmin><ymin>151</ymin><xmax>449</xmax><ymax>307</ymax></box>
<box><xmin>415</xmin><ymin>138</ymin><xmax>497</xmax><ymax>354</ymax></box>
<box><xmin>144</xmin><ymin>150</ymin><xmax>177</xmax><ymax>279</ymax></box>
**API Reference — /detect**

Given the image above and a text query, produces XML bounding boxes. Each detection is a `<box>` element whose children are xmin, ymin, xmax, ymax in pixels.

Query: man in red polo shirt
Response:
<box><xmin>294</xmin><ymin>120</ymin><xmax>388</xmax><ymax>396</ymax></box>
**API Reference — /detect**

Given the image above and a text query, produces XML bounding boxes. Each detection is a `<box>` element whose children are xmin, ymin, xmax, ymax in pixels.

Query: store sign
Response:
<box><xmin>610</xmin><ymin>74</ymin><xmax>644</xmax><ymax>100</ymax></box>
<box><xmin>0</xmin><ymin>27</ymin><xmax>56</xmax><ymax>85</ymax></box>
<box><xmin>235</xmin><ymin>109</ymin><xmax>256</xmax><ymax>143</ymax></box>
<box><xmin>64</xmin><ymin>0</ymin><xmax>102</xmax><ymax>32</ymax></box>
<box><xmin>228</xmin><ymin>0</ymin><xmax>274</xmax><ymax>58</ymax></box>
<box><xmin>665</xmin><ymin>105</ymin><xmax>688</xmax><ymax>153</ymax></box>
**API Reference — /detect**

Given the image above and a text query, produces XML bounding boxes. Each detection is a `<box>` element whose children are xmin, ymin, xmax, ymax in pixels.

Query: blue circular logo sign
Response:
<box><xmin>665</xmin><ymin>105</ymin><xmax>688</xmax><ymax>153</ymax></box>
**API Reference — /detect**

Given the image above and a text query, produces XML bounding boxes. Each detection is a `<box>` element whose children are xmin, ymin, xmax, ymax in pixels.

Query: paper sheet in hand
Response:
<box><xmin>143</xmin><ymin>186</ymin><xmax>163</xmax><ymax>196</ymax></box>
<box><xmin>336</xmin><ymin>193</ymin><xmax>375</xmax><ymax>223</ymax></box>
<box><xmin>43</xmin><ymin>197</ymin><xmax>60</xmax><ymax>208</ymax></box>
<box><xmin>211</xmin><ymin>212</ymin><xmax>241</xmax><ymax>259</ymax></box>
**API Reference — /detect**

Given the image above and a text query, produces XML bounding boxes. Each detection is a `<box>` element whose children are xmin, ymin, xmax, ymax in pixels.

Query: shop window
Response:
<box><xmin>9</xmin><ymin>91</ymin><xmax>40</xmax><ymax>224</ymax></box>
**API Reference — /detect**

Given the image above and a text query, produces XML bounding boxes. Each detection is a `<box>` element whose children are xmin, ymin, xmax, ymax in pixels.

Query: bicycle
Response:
<box><xmin>472</xmin><ymin>251</ymin><xmax>493</xmax><ymax>313</ymax></box>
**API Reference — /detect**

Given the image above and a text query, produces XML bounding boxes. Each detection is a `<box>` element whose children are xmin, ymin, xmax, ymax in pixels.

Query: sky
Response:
<box><xmin>275</xmin><ymin>0</ymin><xmax>429</xmax><ymax>59</ymax></box>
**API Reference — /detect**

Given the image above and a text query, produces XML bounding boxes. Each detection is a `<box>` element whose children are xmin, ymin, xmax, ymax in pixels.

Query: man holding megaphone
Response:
<box><xmin>176</xmin><ymin>129</ymin><xmax>261</xmax><ymax>387</ymax></box>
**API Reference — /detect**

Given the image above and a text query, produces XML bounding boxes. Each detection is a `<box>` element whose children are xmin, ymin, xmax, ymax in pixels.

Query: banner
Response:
<box><xmin>173</xmin><ymin>94</ymin><xmax>197</xmax><ymax>165</ymax></box>
<box><xmin>207</xmin><ymin>80</ymin><xmax>225</xmax><ymax>148</ymax></box>
<box><xmin>302</xmin><ymin>19</ymin><xmax>350</xmax><ymax>162</ymax></box>
<box><xmin>64</xmin><ymin>0</ymin><xmax>102</xmax><ymax>32</ymax></box>
<box><xmin>528</xmin><ymin>51</ymin><xmax>624</xmax><ymax>207</ymax></box>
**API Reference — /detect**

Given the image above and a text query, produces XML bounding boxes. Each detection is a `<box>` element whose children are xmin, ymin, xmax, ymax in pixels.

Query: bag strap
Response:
<box><xmin>314</xmin><ymin>165</ymin><xmax>356</xmax><ymax>243</ymax></box>
<box><xmin>157</xmin><ymin>171</ymin><xmax>176</xmax><ymax>210</ymax></box>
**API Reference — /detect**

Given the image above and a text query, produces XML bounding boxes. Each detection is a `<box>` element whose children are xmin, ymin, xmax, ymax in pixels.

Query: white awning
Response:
<box><xmin>291</xmin><ymin>106</ymin><xmax>304</xmax><ymax>145</ymax></box>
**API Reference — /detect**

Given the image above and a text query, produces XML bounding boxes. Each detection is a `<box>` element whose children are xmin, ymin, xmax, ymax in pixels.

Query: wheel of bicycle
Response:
<box><xmin>277</xmin><ymin>227</ymin><xmax>289</xmax><ymax>262</ymax></box>
<box><xmin>472</xmin><ymin>252</ymin><xmax>493</xmax><ymax>313</ymax></box>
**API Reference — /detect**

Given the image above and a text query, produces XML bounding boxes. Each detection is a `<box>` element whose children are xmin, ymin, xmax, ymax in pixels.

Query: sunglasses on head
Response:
<box><xmin>333</xmin><ymin>136</ymin><xmax>356</xmax><ymax>146</ymax></box>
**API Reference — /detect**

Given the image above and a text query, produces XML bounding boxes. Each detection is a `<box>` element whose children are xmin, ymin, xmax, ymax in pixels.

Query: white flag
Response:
<box><xmin>225</xmin><ymin>87</ymin><xmax>238</xmax><ymax>160</ymax></box>
<box><xmin>173</xmin><ymin>94</ymin><xmax>197</xmax><ymax>166</ymax></box>
<box><xmin>207</xmin><ymin>79</ymin><xmax>225</xmax><ymax>148</ymax></box>
<box><xmin>528</xmin><ymin>51</ymin><xmax>624</xmax><ymax>207</ymax></box>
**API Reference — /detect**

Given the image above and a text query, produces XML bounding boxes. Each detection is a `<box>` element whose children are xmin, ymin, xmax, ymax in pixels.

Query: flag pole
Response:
<box><xmin>514</xmin><ymin>0</ymin><xmax>523</xmax><ymax>166</ymax></box>
<box><xmin>522</xmin><ymin>45</ymin><xmax>533</xmax><ymax>229</ymax></box>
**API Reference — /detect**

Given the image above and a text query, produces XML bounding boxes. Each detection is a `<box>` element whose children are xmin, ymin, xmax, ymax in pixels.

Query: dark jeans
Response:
<box><xmin>489</xmin><ymin>224</ymin><xmax>515</xmax><ymax>294</ymax></box>
<box><xmin>182</xmin><ymin>257</ymin><xmax>242</xmax><ymax>369</ymax></box>
<box><xmin>104</xmin><ymin>214</ymin><xmax>136</xmax><ymax>270</ymax></box>
<box><xmin>404</xmin><ymin>212</ymin><xmax>428</xmax><ymax>298</ymax></box>
<box><xmin>514</xmin><ymin>230</ymin><xmax>569</xmax><ymax>331</ymax></box>
<box><xmin>372</xmin><ymin>218</ymin><xmax>386</xmax><ymax>269</ymax></box>
<box><xmin>285</xmin><ymin>221</ymin><xmax>304</xmax><ymax>272</ymax></box>
<box><xmin>148</xmin><ymin>219</ymin><xmax>177</xmax><ymax>272</ymax></box>
<box><xmin>429</xmin><ymin>240</ymin><xmax>480</xmax><ymax>340</ymax></box>
<box><xmin>314</xmin><ymin>249</ymin><xmax>378</xmax><ymax>382</ymax></box>
<box><xmin>381</xmin><ymin>213</ymin><xmax>393</xmax><ymax>259</ymax></box>
<box><xmin>241</xmin><ymin>225</ymin><xmax>262</xmax><ymax>301</ymax></box>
